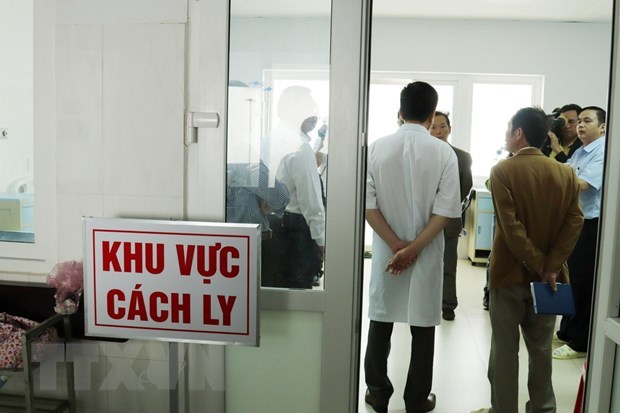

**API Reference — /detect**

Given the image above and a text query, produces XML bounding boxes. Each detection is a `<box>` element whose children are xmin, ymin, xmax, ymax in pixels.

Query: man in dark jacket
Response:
<box><xmin>430</xmin><ymin>111</ymin><xmax>473</xmax><ymax>321</ymax></box>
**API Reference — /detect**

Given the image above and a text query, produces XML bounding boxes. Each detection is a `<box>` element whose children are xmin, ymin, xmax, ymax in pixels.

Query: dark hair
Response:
<box><xmin>400</xmin><ymin>81</ymin><xmax>438</xmax><ymax>123</ymax></box>
<box><xmin>580</xmin><ymin>106</ymin><xmax>606</xmax><ymax>125</ymax></box>
<box><xmin>560</xmin><ymin>104</ymin><xmax>582</xmax><ymax>114</ymax></box>
<box><xmin>434</xmin><ymin>111</ymin><xmax>451</xmax><ymax>128</ymax></box>
<box><xmin>511</xmin><ymin>107</ymin><xmax>549</xmax><ymax>149</ymax></box>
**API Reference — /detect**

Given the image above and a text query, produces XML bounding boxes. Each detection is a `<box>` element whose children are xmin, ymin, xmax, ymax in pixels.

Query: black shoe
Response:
<box><xmin>442</xmin><ymin>309</ymin><xmax>455</xmax><ymax>321</ymax></box>
<box><xmin>482</xmin><ymin>293</ymin><xmax>489</xmax><ymax>310</ymax></box>
<box><xmin>365</xmin><ymin>389</ymin><xmax>388</xmax><ymax>413</ymax></box>
<box><xmin>407</xmin><ymin>393</ymin><xmax>436</xmax><ymax>413</ymax></box>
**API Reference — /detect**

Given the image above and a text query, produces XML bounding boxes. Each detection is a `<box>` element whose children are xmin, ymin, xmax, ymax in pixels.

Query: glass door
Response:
<box><xmin>186</xmin><ymin>0</ymin><xmax>371</xmax><ymax>411</ymax></box>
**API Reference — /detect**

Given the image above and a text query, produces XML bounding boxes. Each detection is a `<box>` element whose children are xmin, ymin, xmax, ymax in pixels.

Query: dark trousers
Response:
<box><xmin>443</xmin><ymin>218</ymin><xmax>461</xmax><ymax>311</ymax></box>
<box><xmin>364</xmin><ymin>320</ymin><xmax>435</xmax><ymax>411</ymax></box>
<box><xmin>558</xmin><ymin>218</ymin><xmax>599</xmax><ymax>351</ymax></box>
<box><xmin>262</xmin><ymin>213</ymin><xmax>321</xmax><ymax>288</ymax></box>
<box><xmin>261</xmin><ymin>215</ymin><xmax>284</xmax><ymax>287</ymax></box>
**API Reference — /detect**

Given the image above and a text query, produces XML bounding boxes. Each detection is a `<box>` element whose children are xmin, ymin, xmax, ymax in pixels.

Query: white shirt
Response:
<box><xmin>366</xmin><ymin>123</ymin><xmax>461</xmax><ymax>326</ymax></box>
<box><xmin>262</xmin><ymin>122</ymin><xmax>326</xmax><ymax>246</ymax></box>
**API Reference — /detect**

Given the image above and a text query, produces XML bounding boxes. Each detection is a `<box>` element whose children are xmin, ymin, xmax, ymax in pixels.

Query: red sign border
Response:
<box><xmin>91</xmin><ymin>228</ymin><xmax>252</xmax><ymax>336</ymax></box>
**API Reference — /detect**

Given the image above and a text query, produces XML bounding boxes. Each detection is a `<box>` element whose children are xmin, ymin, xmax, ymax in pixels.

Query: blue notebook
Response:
<box><xmin>530</xmin><ymin>282</ymin><xmax>576</xmax><ymax>315</ymax></box>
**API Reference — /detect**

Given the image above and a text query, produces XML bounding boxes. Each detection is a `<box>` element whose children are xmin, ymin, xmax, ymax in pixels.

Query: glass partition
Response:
<box><xmin>226</xmin><ymin>1</ymin><xmax>331</xmax><ymax>289</ymax></box>
<box><xmin>0</xmin><ymin>0</ymin><xmax>35</xmax><ymax>243</ymax></box>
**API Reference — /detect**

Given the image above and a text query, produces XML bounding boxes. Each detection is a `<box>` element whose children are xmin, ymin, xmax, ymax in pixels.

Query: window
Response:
<box><xmin>470</xmin><ymin>82</ymin><xmax>537</xmax><ymax>177</ymax></box>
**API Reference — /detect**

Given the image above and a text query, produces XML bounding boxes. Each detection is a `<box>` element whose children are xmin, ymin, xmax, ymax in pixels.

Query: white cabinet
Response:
<box><xmin>466</xmin><ymin>188</ymin><xmax>494</xmax><ymax>265</ymax></box>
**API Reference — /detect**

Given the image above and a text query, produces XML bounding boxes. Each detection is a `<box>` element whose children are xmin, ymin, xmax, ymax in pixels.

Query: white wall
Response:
<box><xmin>231</xmin><ymin>17</ymin><xmax>613</xmax><ymax>111</ymax></box>
<box><xmin>371</xmin><ymin>18</ymin><xmax>612</xmax><ymax>111</ymax></box>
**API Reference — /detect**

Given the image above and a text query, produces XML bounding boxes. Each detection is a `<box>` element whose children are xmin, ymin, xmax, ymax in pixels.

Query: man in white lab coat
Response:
<box><xmin>364</xmin><ymin>81</ymin><xmax>461</xmax><ymax>413</ymax></box>
<box><xmin>261</xmin><ymin>86</ymin><xmax>325</xmax><ymax>288</ymax></box>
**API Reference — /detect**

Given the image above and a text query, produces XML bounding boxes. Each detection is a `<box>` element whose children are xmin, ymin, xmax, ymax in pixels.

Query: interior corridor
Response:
<box><xmin>358</xmin><ymin>258</ymin><xmax>584</xmax><ymax>413</ymax></box>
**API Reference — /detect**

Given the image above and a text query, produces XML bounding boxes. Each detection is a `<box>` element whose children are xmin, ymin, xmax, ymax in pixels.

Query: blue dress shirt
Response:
<box><xmin>568</xmin><ymin>137</ymin><xmax>605</xmax><ymax>219</ymax></box>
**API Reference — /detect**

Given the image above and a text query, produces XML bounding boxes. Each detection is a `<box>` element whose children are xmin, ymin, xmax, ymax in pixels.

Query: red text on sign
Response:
<box><xmin>102</xmin><ymin>241</ymin><xmax>165</xmax><ymax>274</ymax></box>
<box><xmin>175</xmin><ymin>243</ymin><xmax>241</xmax><ymax>283</ymax></box>
<box><xmin>106</xmin><ymin>285</ymin><xmax>191</xmax><ymax>324</ymax></box>
<box><xmin>203</xmin><ymin>294</ymin><xmax>237</xmax><ymax>326</ymax></box>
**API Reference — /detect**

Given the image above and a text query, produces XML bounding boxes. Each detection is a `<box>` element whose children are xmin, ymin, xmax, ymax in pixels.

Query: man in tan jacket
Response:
<box><xmin>473</xmin><ymin>107</ymin><xmax>583</xmax><ymax>413</ymax></box>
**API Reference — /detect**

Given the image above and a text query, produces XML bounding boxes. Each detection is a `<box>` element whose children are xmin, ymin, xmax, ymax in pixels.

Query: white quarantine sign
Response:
<box><xmin>83</xmin><ymin>217</ymin><xmax>260</xmax><ymax>346</ymax></box>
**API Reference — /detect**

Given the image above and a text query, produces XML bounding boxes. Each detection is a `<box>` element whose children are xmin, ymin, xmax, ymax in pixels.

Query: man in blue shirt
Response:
<box><xmin>553</xmin><ymin>106</ymin><xmax>606</xmax><ymax>359</ymax></box>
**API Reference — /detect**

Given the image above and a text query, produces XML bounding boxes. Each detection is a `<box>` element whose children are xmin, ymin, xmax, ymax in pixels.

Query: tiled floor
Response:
<box><xmin>358</xmin><ymin>258</ymin><xmax>584</xmax><ymax>413</ymax></box>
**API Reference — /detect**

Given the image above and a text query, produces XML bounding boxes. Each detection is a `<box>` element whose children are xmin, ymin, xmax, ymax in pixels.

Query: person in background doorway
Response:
<box><xmin>261</xmin><ymin>86</ymin><xmax>326</xmax><ymax>289</ymax></box>
<box><xmin>542</xmin><ymin>103</ymin><xmax>582</xmax><ymax>163</ymax></box>
<box><xmin>430</xmin><ymin>111</ymin><xmax>473</xmax><ymax>321</ymax></box>
<box><xmin>553</xmin><ymin>106</ymin><xmax>606</xmax><ymax>360</ymax></box>
<box><xmin>472</xmin><ymin>107</ymin><xmax>583</xmax><ymax>413</ymax></box>
<box><xmin>364</xmin><ymin>81</ymin><xmax>461</xmax><ymax>413</ymax></box>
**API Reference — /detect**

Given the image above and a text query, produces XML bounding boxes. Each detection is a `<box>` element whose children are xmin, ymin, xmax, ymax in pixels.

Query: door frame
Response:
<box><xmin>185</xmin><ymin>0</ymin><xmax>372</xmax><ymax>411</ymax></box>
<box><xmin>320</xmin><ymin>1</ymin><xmax>371</xmax><ymax>410</ymax></box>
<box><xmin>586</xmin><ymin>0</ymin><xmax>620</xmax><ymax>410</ymax></box>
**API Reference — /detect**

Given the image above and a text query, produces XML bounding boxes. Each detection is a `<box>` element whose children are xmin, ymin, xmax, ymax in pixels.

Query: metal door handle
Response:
<box><xmin>185</xmin><ymin>112</ymin><xmax>220</xmax><ymax>145</ymax></box>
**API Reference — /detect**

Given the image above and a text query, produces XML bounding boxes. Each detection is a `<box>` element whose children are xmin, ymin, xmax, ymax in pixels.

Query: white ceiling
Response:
<box><xmin>232</xmin><ymin>0</ymin><xmax>614</xmax><ymax>23</ymax></box>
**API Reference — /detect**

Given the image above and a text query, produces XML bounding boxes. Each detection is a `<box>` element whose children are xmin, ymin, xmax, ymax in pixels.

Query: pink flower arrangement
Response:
<box><xmin>46</xmin><ymin>260</ymin><xmax>84</xmax><ymax>314</ymax></box>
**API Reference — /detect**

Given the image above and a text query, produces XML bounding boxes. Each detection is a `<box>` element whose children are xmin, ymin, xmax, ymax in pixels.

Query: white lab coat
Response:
<box><xmin>262</xmin><ymin>121</ymin><xmax>326</xmax><ymax>245</ymax></box>
<box><xmin>366</xmin><ymin>124</ymin><xmax>461</xmax><ymax>326</ymax></box>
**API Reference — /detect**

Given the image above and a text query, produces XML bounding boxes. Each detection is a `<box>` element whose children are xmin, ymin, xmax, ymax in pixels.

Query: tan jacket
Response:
<box><xmin>489</xmin><ymin>147</ymin><xmax>584</xmax><ymax>290</ymax></box>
